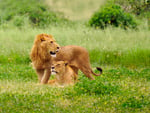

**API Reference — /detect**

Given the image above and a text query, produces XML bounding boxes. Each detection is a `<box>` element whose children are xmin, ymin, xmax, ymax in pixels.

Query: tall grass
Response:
<box><xmin>0</xmin><ymin>23</ymin><xmax>149</xmax><ymax>67</ymax></box>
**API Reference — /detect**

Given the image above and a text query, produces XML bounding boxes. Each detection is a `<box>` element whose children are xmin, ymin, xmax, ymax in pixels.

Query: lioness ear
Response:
<box><xmin>64</xmin><ymin>61</ymin><xmax>68</xmax><ymax>66</ymax></box>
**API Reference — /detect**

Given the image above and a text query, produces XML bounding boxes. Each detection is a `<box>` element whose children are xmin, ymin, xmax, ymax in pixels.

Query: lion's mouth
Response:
<box><xmin>50</xmin><ymin>47</ymin><xmax>60</xmax><ymax>57</ymax></box>
<box><xmin>51</xmin><ymin>70</ymin><xmax>57</xmax><ymax>75</ymax></box>
<box><xmin>50</xmin><ymin>51</ymin><xmax>56</xmax><ymax>57</ymax></box>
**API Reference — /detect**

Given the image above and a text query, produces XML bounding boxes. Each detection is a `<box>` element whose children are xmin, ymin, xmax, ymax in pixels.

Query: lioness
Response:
<box><xmin>30</xmin><ymin>34</ymin><xmax>60</xmax><ymax>84</ymax></box>
<box><xmin>48</xmin><ymin>61</ymin><xmax>77</xmax><ymax>86</ymax></box>
<box><xmin>51</xmin><ymin>45</ymin><xmax>103</xmax><ymax>80</ymax></box>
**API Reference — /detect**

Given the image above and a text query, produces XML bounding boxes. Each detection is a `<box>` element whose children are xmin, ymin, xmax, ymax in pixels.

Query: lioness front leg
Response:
<box><xmin>41</xmin><ymin>68</ymin><xmax>51</xmax><ymax>84</ymax></box>
<box><xmin>48</xmin><ymin>79</ymin><xmax>56</xmax><ymax>85</ymax></box>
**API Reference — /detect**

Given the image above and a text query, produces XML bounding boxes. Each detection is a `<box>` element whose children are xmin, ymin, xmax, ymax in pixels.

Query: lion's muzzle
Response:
<box><xmin>50</xmin><ymin>51</ymin><xmax>56</xmax><ymax>57</ymax></box>
<box><xmin>50</xmin><ymin>47</ymin><xmax>60</xmax><ymax>57</ymax></box>
<box><xmin>51</xmin><ymin>67</ymin><xmax>57</xmax><ymax>75</ymax></box>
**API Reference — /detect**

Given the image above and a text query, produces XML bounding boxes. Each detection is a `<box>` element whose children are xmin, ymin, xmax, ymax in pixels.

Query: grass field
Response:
<box><xmin>0</xmin><ymin>0</ymin><xmax>150</xmax><ymax>112</ymax></box>
<box><xmin>0</xmin><ymin>24</ymin><xmax>150</xmax><ymax>113</ymax></box>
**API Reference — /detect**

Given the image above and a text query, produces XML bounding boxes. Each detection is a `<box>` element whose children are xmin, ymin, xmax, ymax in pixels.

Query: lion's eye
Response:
<box><xmin>50</xmin><ymin>41</ymin><xmax>53</xmax><ymax>44</ymax></box>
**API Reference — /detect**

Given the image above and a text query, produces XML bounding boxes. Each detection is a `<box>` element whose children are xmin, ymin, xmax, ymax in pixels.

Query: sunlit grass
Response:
<box><xmin>0</xmin><ymin>64</ymin><xmax>149</xmax><ymax>113</ymax></box>
<box><xmin>0</xmin><ymin>24</ymin><xmax>149</xmax><ymax>66</ymax></box>
<box><xmin>0</xmin><ymin>0</ymin><xmax>149</xmax><ymax>112</ymax></box>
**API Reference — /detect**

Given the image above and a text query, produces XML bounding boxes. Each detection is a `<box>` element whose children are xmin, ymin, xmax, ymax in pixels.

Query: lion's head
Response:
<box><xmin>30</xmin><ymin>33</ymin><xmax>60</xmax><ymax>63</ymax></box>
<box><xmin>51</xmin><ymin>61</ymin><xmax>68</xmax><ymax>75</ymax></box>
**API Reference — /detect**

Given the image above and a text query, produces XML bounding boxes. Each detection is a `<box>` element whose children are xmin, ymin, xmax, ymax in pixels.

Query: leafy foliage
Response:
<box><xmin>89</xmin><ymin>4</ymin><xmax>138</xmax><ymax>29</ymax></box>
<box><xmin>0</xmin><ymin>0</ymin><xmax>67</xmax><ymax>27</ymax></box>
<box><xmin>110</xmin><ymin>0</ymin><xmax>150</xmax><ymax>28</ymax></box>
<box><xmin>111</xmin><ymin>0</ymin><xmax>150</xmax><ymax>16</ymax></box>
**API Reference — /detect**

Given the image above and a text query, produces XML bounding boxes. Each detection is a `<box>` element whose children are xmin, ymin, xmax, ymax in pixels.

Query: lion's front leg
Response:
<box><xmin>36</xmin><ymin>69</ymin><xmax>44</xmax><ymax>83</ymax></box>
<box><xmin>41</xmin><ymin>68</ymin><xmax>51</xmax><ymax>84</ymax></box>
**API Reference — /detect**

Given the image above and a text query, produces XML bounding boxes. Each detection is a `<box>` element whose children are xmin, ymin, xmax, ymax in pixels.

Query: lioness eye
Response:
<box><xmin>57</xmin><ymin>64</ymin><xmax>60</xmax><ymax>66</ymax></box>
<box><xmin>50</xmin><ymin>41</ymin><xmax>53</xmax><ymax>44</ymax></box>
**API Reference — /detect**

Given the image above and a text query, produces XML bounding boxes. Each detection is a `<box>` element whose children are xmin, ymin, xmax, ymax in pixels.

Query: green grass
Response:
<box><xmin>0</xmin><ymin>0</ymin><xmax>150</xmax><ymax>112</ymax></box>
<box><xmin>0</xmin><ymin>25</ymin><xmax>149</xmax><ymax>66</ymax></box>
<box><xmin>0</xmin><ymin>25</ymin><xmax>150</xmax><ymax>112</ymax></box>
<box><xmin>0</xmin><ymin>64</ymin><xmax>150</xmax><ymax>113</ymax></box>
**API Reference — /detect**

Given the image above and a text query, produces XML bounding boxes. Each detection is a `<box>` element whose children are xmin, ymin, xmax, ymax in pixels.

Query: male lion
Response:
<box><xmin>48</xmin><ymin>61</ymin><xmax>78</xmax><ymax>86</ymax></box>
<box><xmin>30</xmin><ymin>33</ymin><xmax>60</xmax><ymax>84</ymax></box>
<box><xmin>51</xmin><ymin>45</ymin><xmax>103</xmax><ymax>80</ymax></box>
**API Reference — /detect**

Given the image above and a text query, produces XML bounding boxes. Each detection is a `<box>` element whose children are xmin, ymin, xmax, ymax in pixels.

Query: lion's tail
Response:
<box><xmin>91</xmin><ymin>67</ymin><xmax>102</xmax><ymax>76</ymax></box>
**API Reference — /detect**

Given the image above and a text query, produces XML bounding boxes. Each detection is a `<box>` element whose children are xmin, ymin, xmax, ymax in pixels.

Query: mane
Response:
<box><xmin>30</xmin><ymin>34</ymin><xmax>52</xmax><ymax>66</ymax></box>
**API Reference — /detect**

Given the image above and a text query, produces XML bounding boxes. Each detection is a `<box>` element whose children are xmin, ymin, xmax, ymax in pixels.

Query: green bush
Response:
<box><xmin>0</xmin><ymin>0</ymin><xmax>67</xmax><ymax>27</ymax></box>
<box><xmin>89</xmin><ymin>4</ymin><xmax>138</xmax><ymax>29</ymax></box>
<box><xmin>110</xmin><ymin>0</ymin><xmax>150</xmax><ymax>28</ymax></box>
<box><xmin>13</xmin><ymin>16</ymin><xmax>25</xmax><ymax>27</ymax></box>
<box><xmin>111</xmin><ymin>0</ymin><xmax>150</xmax><ymax>16</ymax></box>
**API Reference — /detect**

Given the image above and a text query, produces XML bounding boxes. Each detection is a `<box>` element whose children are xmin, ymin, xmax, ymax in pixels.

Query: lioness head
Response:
<box><xmin>51</xmin><ymin>61</ymin><xmax>68</xmax><ymax>75</ymax></box>
<box><xmin>36</xmin><ymin>33</ymin><xmax>60</xmax><ymax>57</ymax></box>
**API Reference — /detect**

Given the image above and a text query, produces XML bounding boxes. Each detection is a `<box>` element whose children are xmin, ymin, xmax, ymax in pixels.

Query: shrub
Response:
<box><xmin>89</xmin><ymin>4</ymin><xmax>138</xmax><ymax>29</ymax></box>
<box><xmin>110</xmin><ymin>0</ymin><xmax>150</xmax><ymax>16</ymax></box>
<box><xmin>111</xmin><ymin>0</ymin><xmax>150</xmax><ymax>28</ymax></box>
<box><xmin>13</xmin><ymin>16</ymin><xmax>25</xmax><ymax>27</ymax></box>
<box><xmin>0</xmin><ymin>0</ymin><xmax>67</xmax><ymax>27</ymax></box>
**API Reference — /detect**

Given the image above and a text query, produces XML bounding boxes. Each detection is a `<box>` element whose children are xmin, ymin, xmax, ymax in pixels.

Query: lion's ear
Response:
<box><xmin>36</xmin><ymin>34</ymin><xmax>46</xmax><ymax>42</ymax></box>
<box><xmin>40</xmin><ymin>38</ymin><xmax>45</xmax><ymax>42</ymax></box>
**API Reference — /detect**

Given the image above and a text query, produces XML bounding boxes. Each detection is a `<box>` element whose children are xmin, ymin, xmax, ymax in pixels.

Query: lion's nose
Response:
<box><xmin>51</xmin><ymin>67</ymin><xmax>55</xmax><ymax>69</ymax></box>
<box><xmin>57</xmin><ymin>47</ymin><xmax>60</xmax><ymax>49</ymax></box>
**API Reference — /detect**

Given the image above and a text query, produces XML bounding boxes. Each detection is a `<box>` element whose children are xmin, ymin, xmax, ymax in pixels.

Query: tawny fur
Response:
<box><xmin>48</xmin><ymin>61</ymin><xmax>77</xmax><ymax>86</ymax></box>
<box><xmin>30</xmin><ymin>33</ymin><xmax>60</xmax><ymax>84</ymax></box>
<box><xmin>30</xmin><ymin>33</ymin><xmax>102</xmax><ymax>84</ymax></box>
<box><xmin>53</xmin><ymin>45</ymin><xmax>102</xmax><ymax>80</ymax></box>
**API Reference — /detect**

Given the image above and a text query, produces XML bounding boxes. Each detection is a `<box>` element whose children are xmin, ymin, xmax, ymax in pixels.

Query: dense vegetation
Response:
<box><xmin>0</xmin><ymin>0</ymin><xmax>149</xmax><ymax>113</ymax></box>
<box><xmin>89</xmin><ymin>0</ymin><xmax>150</xmax><ymax>29</ymax></box>
<box><xmin>89</xmin><ymin>4</ymin><xmax>137</xmax><ymax>29</ymax></box>
<box><xmin>112</xmin><ymin>0</ymin><xmax>150</xmax><ymax>16</ymax></box>
<box><xmin>0</xmin><ymin>0</ymin><xmax>67</xmax><ymax>27</ymax></box>
<box><xmin>110</xmin><ymin>0</ymin><xmax>150</xmax><ymax>28</ymax></box>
